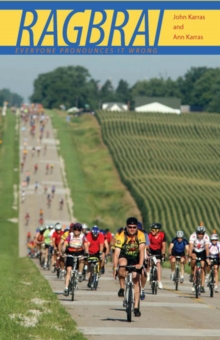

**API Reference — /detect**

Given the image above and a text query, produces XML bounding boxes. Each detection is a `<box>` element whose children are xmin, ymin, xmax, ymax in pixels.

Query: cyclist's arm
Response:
<box><xmin>104</xmin><ymin>239</ymin><xmax>109</xmax><ymax>255</ymax></box>
<box><xmin>188</xmin><ymin>242</ymin><xmax>194</xmax><ymax>257</ymax></box>
<box><xmin>185</xmin><ymin>244</ymin><xmax>189</xmax><ymax>256</ymax></box>
<box><xmin>52</xmin><ymin>237</ymin><xmax>56</xmax><ymax>249</ymax></box>
<box><xmin>205</xmin><ymin>243</ymin><xmax>209</xmax><ymax>258</ymax></box>
<box><xmin>162</xmin><ymin>241</ymin><xmax>166</xmax><ymax>255</ymax></box>
<box><xmin>169</xmin><ymin>243</ymin><xmax>174</xmax><ymax>255</ymax></box>
<box><xmin>113</xmin><ymin>247</ymin><xmax>121</xmax><ymax>270</ymax></box>
<box><xmin>84</xmin><ymin>241</ymin><xmax>89</xmax><ymax>254</ymax></box>
<box><xmin>138</xmin><ymin>243</ymin><xmax>145</xmax><ymax>267</ymax></box>
<box><xmin>99</xmin><ymin>243</ymin><xmax>104</xmax><ymax>253</ymax></box>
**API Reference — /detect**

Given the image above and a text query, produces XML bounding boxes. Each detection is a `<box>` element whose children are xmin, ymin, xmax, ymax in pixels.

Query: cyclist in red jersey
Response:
<box><xmin>86</xmin><ymin>225</ymin><xmax>104</xmax><ymax>287</ymax></box>
<box><xmin>148</xmin><ymin>223</ymin><xmax>166</xmax><ymax>289</ymax></box>
<box><xmin>52</xmin><ymin>223</ymin><xmax>64</xmax><ymax>270</ymax></box>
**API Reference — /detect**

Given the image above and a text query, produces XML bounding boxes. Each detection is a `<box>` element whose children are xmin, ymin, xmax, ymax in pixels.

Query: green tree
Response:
<box><xmin>0</xmin><ymin>88</ymin><xmax>23</xmax><ymax>106</ymax></box>
<box><xmin>99</xmin><ymin>80</ymin><xmax>117</xmax><ymax>104</ymax></box>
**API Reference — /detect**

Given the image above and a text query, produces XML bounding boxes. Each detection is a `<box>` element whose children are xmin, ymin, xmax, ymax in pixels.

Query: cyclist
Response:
<box><xmin>169</xmin><ymin>231</ymin><xmax>189</xmax><ymax>283</ymax></box>
<box><xmin>25</xmin><ymin>212</ymin><xmax>30</xmax><ymax>226</ymax></box>
<box><xmin>35</xmin><ymin>226</ymin><xmax>45</xmax><ymax>257</ymax></box>
<box><xmin>82</xmin><ymin>223</ymin><xmax>88</xmax><ymax>235</ymax></box>
<box><xmin>188</xmin><ymin>225</ymin><xmax>210</xmax><ymax>293</ymax></box>
<box><xmin>206</xmin><ymin>232</ymin><xmax>220</xmax><ymax>293</ymax></box>
<box><xmin>113</xmin><ymin>217</ymin><xmax>145</xmax><ymax>317</ymax></box>
<box><xmin>62</xmin><ymin>222</ymin><xmax>88</xmax><ymax>296</ymax></box>
<box><xmin>34</xmin><ymin>163</ymin><xmax>38</xmax><ymax>174</ymax></box>
<box><xmin>148</xmin><ymin>223</ymin><xmax>166</xmax><ymax>289</ymax></box>
<box><xmin>52</xmin><ymin>223</ymin><xmax>64</xmax><ymax>274</ymax></box>
<box><xmin>59</xmin><ymin>198</ymin><xmax>64</xmax><ymax>210</ymax></box>
<box><xmin>43</xmin><ymin>225</ymin><xmax>52</xmax><ymax>269</ymax></box>
<box><xmin>86</xmin><ymin>226</ymin><xmax>104</xmax><ymax>287</ymax></box>
<box><xmin>39</xmin><ymin>208</ymin><xmax>44</xmax><ymax>217</ymax></box>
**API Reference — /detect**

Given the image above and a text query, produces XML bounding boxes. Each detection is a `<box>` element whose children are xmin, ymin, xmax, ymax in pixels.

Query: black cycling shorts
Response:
<box><xmin>171</xmin><ymin>250</ymin><xmax>185</xmax><ymax>257</ymax></box>
<box><xmin>119</xmin><ymin>252</ymin><xmax>142</xmax><ymax>275</ymax></box>
<box><xmin>192</xmin><ymin>250</ymin><xmax>206</xmax><ymax>261</ymax></box>
<box><xmin>66</xmin><ymin>250</ymin><xmax>84</xmax><ymax>267</ymax></box>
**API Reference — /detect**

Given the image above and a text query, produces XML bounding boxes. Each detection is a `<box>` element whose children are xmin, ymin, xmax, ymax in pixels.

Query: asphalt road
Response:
<box><xmin>19</xmin><ymin>112</ymin><xmax>220</xmax><ymax>339</ymax></box>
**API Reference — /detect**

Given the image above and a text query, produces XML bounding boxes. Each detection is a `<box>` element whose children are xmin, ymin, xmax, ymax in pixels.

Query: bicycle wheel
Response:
<box><xmin>126</xmin><ymin>285</ymin><xmax>133</xmax><ymax>322</ymax></box>
<box><xmin>175</xmin><ymin>267</ymin><xmax>179</xmax><ymax>291</ymax></box>
<box><xmin>209</xmin><ymin>271</ymin><xmax>214</xmax><ymax>298</ymax></box>
<box><xmin>71</xmin><ymin>273</ymin><xmax>76</xmax><ymax>301</ymax></box>
<box><xmin>47</xmin><ymin>254</ymin><xmax>51</xmax><ymax>271</ymax></box>
<box><xmin>195</xmin><ymin>270</ymin><xmax>200</xmax><ymax>298</ymax></box>
<box><xmin>153</xmin><ymin>268</ymin><xmax>158</xmax><ymax>295</ymax></box>
<box><xmin>90</xmin><ymin>265</ymin><xmax>95</xmax><ymax>290</ymax></box>
<box><xmin>57</xmin><ymin>267</ymin><xmax>60</xmax><ymax>279</ymax></box>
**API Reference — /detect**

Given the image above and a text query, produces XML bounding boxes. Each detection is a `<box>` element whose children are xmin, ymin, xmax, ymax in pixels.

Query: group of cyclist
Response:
<box><xmin>111</xmin><ymin>217</ymin><xmax>220</xmax><ymax>318</ymax></box>
<box><xmin>33</xmin><ymin>216</ymin><xmax>220</xmax><ymax>319</ymax></box>
<box><xmin>33</xmin><ymin>222</ymin><xmax>112</xmax><ymax>296</ymax></box>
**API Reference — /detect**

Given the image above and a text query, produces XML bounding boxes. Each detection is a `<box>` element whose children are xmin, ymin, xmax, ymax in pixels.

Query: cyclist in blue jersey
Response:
<box><xmin>169</xmin><ymin>231</ymin><xmax>189</xmax><ymax>283</ymax></box>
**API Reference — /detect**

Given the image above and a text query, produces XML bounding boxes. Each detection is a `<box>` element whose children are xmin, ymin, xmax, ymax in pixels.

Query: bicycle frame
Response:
<box><xmin>207</xmin><ymin>256</ymin><xmax>218</xmax><ymax>298</ymax></box>
<box><xmin>88</xmin><ymin>257</ymin><xmax>100</xmax><ymax>290</ymax></box>
<box><xmin>149</xmin><ymin>255</ymin><xmax>161</xmax><ymax>295</ymax></box>
<box><xmin>194</xmin><ymin>257</ymin><xmax>202</xmax><ymax>298</ymax></box>
<box><xmin>122</xmin><ymin>265</ymin><xmax>137</xmax><ymax>322</ymax></box>
<box><xmin>173</xmin><ymin>256</ymin><xmax>181</xmax><ymax>291</ymax></box>
<box><xmin>66</xmin><ymin>255</ymin><xmax>80</xmax><ymax>301</ymax></box>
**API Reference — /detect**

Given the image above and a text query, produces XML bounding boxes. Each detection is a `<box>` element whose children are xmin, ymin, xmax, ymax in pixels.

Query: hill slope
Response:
<box><xmin>96</xmin><ymin>110</ymin><xmax>220</xmax><ymax>240</ymax></box>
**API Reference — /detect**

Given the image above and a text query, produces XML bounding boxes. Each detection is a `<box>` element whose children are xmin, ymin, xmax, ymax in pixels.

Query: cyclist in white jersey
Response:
<box><xmin>188</xmin><ymin>225</ymin><xmax>210</xmax><ymax>293</ymax></box>
<box><xmin>206</xmin><ymin>233</ymin><xmax>220</xmax><ymax>293</ymax></box>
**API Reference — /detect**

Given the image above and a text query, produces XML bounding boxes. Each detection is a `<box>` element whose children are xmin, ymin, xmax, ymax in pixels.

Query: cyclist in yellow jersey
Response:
<box><xmin>113</xmin><ymin>217</ymin><xmax>145</xmax><ymax>317</ymax></box>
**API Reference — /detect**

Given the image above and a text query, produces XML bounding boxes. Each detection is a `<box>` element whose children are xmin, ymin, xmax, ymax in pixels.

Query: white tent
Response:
<box><xmin>135</xmin><ymin>102</ymin><xmax>181</xmax><ymax>114</ymax></box>
<box><xmin>67</xmin><ymin>107</ymin><xmax>80</xmax><ymax>113</ymax></box>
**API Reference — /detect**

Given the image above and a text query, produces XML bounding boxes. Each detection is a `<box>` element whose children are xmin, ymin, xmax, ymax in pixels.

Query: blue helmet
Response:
<box><xmin>91</xmin><ymin>225</ymin><xmax>100</xmax><ymax>237</ymax></box>
<box><xmin>64</xmin><ymin>227</ymin><xmax>70</xmax><ymax>232</ymax></box>
<box><xmin>137</xmin><ymin>222</ymin><xmax>142</xmax><ymax>230</ymax></box>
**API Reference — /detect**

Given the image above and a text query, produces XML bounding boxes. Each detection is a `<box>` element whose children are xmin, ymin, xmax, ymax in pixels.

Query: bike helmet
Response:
<box><xmin>82</xmin><ymin>223</ymin><xmax>88</xmax><ymax>229</ymax></box>
<box><xmin>137</xmin><ymin>221</ymin><xmax>143</xmax><ymax>230</ymax></box>
<box><xmin>55</xmin><ymin>223</ymin><xmax>62</xmax><ymax>230</ymax></box>
<box><xmin>176</xmin><ymin>230</ymin><xmax>184</xmax><ymax>238</ymax></box>
<box><xmin>49</xmin><ymin>224</ymin><xmax>54</xmax><ymax>229</ymax></box>
<box><xmin>196</xmin><ymin>226</ymin><xmax>205</xmax><ymax>234</ymax></box>
<box><xmin>210</xmin><ymin>234</ymin><xmax>219</xmax><ymax>241</ymax></box>
<box><xmin>126</xmin><ymin>217</ymin><xmax>138</xmax><ymax>226</ymax></box>
<box><xmin>91</xmin><ymin>225</ymin><xmax>99</xmax><ymax>237</ymax></box>
<box><xmin>73</xmin><ymin>222</ymin><xmax>82</xmax><ymax>231</ymax></box>
<box><xmin>150</xmin><ymin>222</ymin><xmax>162</xmax><ymax>230</ymax></box>
<box><xmin>39</xmin><ymin>227</ymin><xmax>45</xmax><ymax>232</ymax></box>
<box><xmin>64</xmin><ymin>227</ymin><xmax>70</xmax><ymax>232</ymax></box>
<box><xmin>69</xmin><ymin>223</ymin><xmax>75</xmax><ymax>229</ymax></box>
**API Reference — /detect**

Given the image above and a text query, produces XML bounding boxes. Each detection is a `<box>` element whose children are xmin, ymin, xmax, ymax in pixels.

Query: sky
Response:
<box><xmin>1</xmin><ymin>1</ymin><xmax>219</xmax><ymax>103</ymax></box>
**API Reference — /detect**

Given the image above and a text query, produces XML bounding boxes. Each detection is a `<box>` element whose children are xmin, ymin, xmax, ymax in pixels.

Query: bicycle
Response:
<box><xmin>207</xmin><ymin>256</ymin><xmax>218</xmax><ymax>298</ymax></box>
<box><xmin>122</xmin><ymin>265</ymin><xmax>138</xmax><ymax>322</ymax></box>
<box><xmin>66</xmin><ymin>254</ymin><xmax>81</xmax><ymax>301</ymax></box>
<box><xmin>88</xmin><ymin>256</ymin><xmax>100</xmax><ymax>290</ymax></box>
<box><xmin>55</xmin><ymin>251</ymin><xmax>61</xmax><ymax>278</ymax></box>
<box><xmin>173</xmin><ymin>256</ymin><xmax>181</xmax><ymax>291</ymax></box>
<box><xmin>149</xmin><ymin>254</ymin><xmax>161</xmax><ymax>295</ymax></box>
<box><xmin>194</xmin><ymin>257</ymin><xmax>202</xmax><ymax>298</ymax></box>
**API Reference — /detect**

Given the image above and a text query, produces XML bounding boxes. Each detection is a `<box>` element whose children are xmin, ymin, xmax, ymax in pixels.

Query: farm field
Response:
<box><xmin>96</xmin><ymin>110</ymin><xmax>220</xmax><ymax>240</ymax></box>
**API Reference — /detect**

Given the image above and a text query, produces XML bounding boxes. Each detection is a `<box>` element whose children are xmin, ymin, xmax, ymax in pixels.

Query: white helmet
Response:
<box><xmin>176</xmin><ymin>231</ymin><xmax>184</xmax><ymax>238</ymax></box>
<box><xmin>55</xmin><ymin>223</ymin><xmax>62</xmax><ymax>230</ymax></box>
<box><xmin>210</xmin><ymin>234</ymin><xmax>219</xmax><ymax>241</ymax></box>
<box><xmin>82</xmin><ymin>223</ymin><xmax>88</xmax><ymax>229</ymax></box>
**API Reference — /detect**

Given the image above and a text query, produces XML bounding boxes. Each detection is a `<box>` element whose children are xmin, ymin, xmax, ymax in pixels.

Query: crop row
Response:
<box><xmin>96</xmin><ymin>111</ymin><xmax>220</xmax><ymax>240</ymax></box>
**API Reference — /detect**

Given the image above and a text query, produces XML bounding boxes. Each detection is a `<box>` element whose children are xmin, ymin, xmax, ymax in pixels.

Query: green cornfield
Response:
<box><xmin>96</xmin><ymin>110</ymin><xmax>220</xmax><ymax>241</ymax></box>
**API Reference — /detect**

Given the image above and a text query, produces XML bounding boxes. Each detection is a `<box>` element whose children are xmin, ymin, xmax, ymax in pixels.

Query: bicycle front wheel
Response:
<box><xmin>195</xmin><ymin>270</ymin><xmax>200</xmax><ymax>298</ymax></box>
<box><xmin>175</xmin><ymin>267</ymin><xmax>179</xmax><ymax>291</ymax></box>
<box><xmin>126</xmin><ymin>285</ymin><xmax>133</xmax><ymax>322</ymax></box>
<box><xmin>209</xmin><ymin>271</ymin><xmax>214</xmax><ymax>298</ymax></box>
<box><xmin>71</xmin><ymin>273</ymin><xmax>76</xmax><ymax>301</ymax></box>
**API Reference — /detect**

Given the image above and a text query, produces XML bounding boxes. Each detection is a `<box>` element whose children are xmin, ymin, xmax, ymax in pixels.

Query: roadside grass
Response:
<box><xmin>0</xmin><ymin>112</ymin><xmax>86</xmax><ymax>340</ymax></box>
<box><xmin>49</xmin><ymin>110</ymin><xmax>141</xmax><ymax>230</ymax></box>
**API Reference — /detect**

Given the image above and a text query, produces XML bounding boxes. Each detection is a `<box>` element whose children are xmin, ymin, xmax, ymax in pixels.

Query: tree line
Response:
<box><xmin>2</xmin><ymin>66</ymin><xmax>220</xmax><ymax>112</ymax></box>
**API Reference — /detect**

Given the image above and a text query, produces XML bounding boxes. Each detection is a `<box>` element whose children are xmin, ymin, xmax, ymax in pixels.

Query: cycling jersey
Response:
<box><xmin>65</xmin><ymin>232</ymin><xmax>87</xmax><ymax>252</ymax></box>
<box><xmin>115</xmin><ymin>230</ymin><xmax>145</xmax><ymax>257</ymax></box>
<box><xmin>148</xmin><ymin>231</ymin><xmax>166</xmax><ymax>251</ymax></box>
<box><xmin>105</xmin><ymin>231</ymin><xmax>112</xmax><ymax>245</ymax></box>
<box><xmin>43</xmin><ymin>229</ymin><xmax>51</xmax><ymax>245</ymax></box>
<box><xmin>171</xmin><ymin>237</ymin><xmax>188</xmax><ymax>254</ymax></box>
<box><xmin>52</xmin><ymin>231</ymin><xmax>64</xmax><ymax>246</ymax></box>
<box><xmin>87</xmin><ymin>232</ymin><xmax>104</xmax><ymax>254</ymax></box>
<box><xmin>209</xmin><ymin>242</ymin><xmax>220</xmax><ymax>257</ymax></box>
<box><xmin>189</xmin><ymin>232</ymin><xmax>210</xmax><ymax>252</ymax></box>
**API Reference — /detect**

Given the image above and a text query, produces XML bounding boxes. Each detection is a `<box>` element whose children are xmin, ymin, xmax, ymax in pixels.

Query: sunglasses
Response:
<box><xmin>151</xmin><ymin>229</ymin><xmax>157</xmax><ymax>232</ymax></box>
<box><xmin>73</xmin><ymin>227</ymin><xmax>81</xmax><ymax>231</ymax></box>
<box><xmin>127</xmin><ymin>226</ymin><xmax>137</xmax><ymax>229</ymax></box>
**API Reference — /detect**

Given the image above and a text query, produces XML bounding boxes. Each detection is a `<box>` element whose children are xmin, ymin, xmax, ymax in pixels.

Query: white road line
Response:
<box><xmin>61</xmin><ymin>301</ymin><xmax>209</xmax><ymax>308</ymax></box>
<box><xmin>78</xmin><ymin>327</ymin><xmax>220</xmax><ymax>336</ymax></box>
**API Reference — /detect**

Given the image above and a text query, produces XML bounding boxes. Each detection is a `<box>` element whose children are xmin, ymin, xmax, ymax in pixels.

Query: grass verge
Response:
<box><xmin>0</xmin><ymin>112</ymin><xmax>86</xmax><ymax>340</ymax></box>
<box><xmin>49</xmin><ymin>110</ymin><xmax>141</xmax><ymax>230</ymax></box>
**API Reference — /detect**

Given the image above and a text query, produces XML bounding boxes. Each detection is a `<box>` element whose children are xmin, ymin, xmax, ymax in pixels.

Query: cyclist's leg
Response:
<box><xmin>214</xmin><ymin>264</ymin><xmax>219</xmax><ymax>291</ymax></box>
<box><xmin>170</xmin><ymin>256</ymin><xmax>176</xmax><ymax>279</ymax></box>
<box><xmin>180</xmin><ymin>256</ymin><xmax>186</xmax><ymax>277</ymax></box>
<box><xmin>132</xmin><ymin>271</ymin><xmax>141</xmax><ymax>309</ymax></box>
<box><xmin>118</xmin><ymin>256</ymin><xmax>127</xmax><ymax>296</ymax></box>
